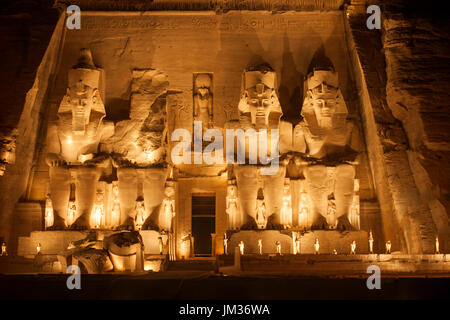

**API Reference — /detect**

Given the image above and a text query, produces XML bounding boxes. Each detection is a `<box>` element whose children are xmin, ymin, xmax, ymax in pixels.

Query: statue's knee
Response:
<box><xmin>49</xmin><ymin>167</ymin><xmax>71</xmax><ymax>183</ymax></box>
<box><xmin>76</xmin><ymin>167</ymin><xmax>101</xmax><ymax>183</ymax></box>
<box><xmin>304</xmin><ymin>165</ymin><xmax>327</xmax><ymax>181</ymax></box>
<box><xmin>117</xmin><ymin>168</ymin><xmax>137</xmax><ymax>183</ymax></box>
<box><xmin>335</xmin><ymin>164</ymin><xmax>355</xmax><ymax>179</ymax></box>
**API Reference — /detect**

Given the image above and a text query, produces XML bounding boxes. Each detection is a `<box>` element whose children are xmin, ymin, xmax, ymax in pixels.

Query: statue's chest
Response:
<box><xmin>58</xmin><ymin>117</ymin><xmax>100</xmax><ymax>139</ymax></box>
<box><xmin>304</xmin><ymin>125</ymin><xmax>351</xmax><ymax>155</ymax></box>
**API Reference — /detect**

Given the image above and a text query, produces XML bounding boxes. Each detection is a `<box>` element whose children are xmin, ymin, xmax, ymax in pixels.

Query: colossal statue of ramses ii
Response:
<box><xmin>288</xmin><ymin>67</ymin><xmax>360</xmax><ymax>230</ymax></box>
<box><xmin>45</xmin><ymin>49</ymin><xmax>113</xmax><ymax>229</ymax></box>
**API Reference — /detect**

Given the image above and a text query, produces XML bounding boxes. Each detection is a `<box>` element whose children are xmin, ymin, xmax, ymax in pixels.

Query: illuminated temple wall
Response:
<box><xmin>0</xmin><ymin>0</ymin><xmax>447</xmax><ymax>258</ymax></box>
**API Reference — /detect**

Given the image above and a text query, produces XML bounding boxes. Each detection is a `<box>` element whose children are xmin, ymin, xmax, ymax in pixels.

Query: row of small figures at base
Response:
<box><xmin>221</xmin><ymin>236</ymin><xmax>442</xmax><ymax>256</ymax></box>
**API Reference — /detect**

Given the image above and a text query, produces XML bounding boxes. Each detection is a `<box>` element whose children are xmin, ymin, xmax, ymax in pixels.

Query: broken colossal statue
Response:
<box><xmin>288</xmin><ymin>67</ymin><xmax>360</xmax><ymax>230</ymax></box>
<box><xmin>104</xmin><ymin>68</ymin><xmax>171</xmax><ymax>230</ymax></box>
<box><xmin>46</xmin><ymin>49</ymin><xmax>113</xmax><ymax>229</ymax></box>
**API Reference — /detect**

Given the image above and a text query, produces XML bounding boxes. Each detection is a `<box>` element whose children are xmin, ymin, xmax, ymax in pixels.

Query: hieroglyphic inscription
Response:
<box><xmin>81</xmin><ymin>14</ymin><xmax>340</xmax><ymax>33</ymax></box>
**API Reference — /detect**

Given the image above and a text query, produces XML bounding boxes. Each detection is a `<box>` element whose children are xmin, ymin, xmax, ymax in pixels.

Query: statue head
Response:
<box><xmin>136</xmin><ymin>200</ymin><xmax>145</xmax><ymax>210</ymax></box>
<box><xmin>238</xmin><ymin>65</ymin><xmax>282</xmax><ymax>128</ymax></box>
<box><xmin>227</xmin><ymin>184</ymin><xmax>237</xmax><ymax>197</ymax></box>
<box><xmin>58</xmin><ymin>48</ymin><xmax>105</xmax><ymax>135</ymax></box>
<box><xmin>194</xmin><ymin>74</ymin><xmax>212</xmax><ymax>98</ymax></box>
<box><xmin>301</xmin><ymin>67</ymin><xmax>347</xmax><ymax>128</ymax></box>
<box><xmin>164</xmin><ymin>186</ymin><xmax>175</xmax><ymax>198</ymax></box>
<box><xmin>227</xmin><ymin>180</ymin><xmax>237</xmax><ymax>197</ymax></box>
<box><xmin>95</xmin><ymin>191</ymin><xmax>104</xmax><ymax>203</ymax></box>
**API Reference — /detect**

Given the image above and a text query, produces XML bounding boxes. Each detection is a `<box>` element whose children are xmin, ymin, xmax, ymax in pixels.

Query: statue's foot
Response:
<box><xmin>117</xmin><ymin>217</ymin><xmax>135</xmax><ymax>231</ymax></box>
<box><xmin>337</xmin><ymin>216</ymin><xmax>354</xmax><ymax>231</ymax></box>
<box><xmin>47</xmin><ymin>224</ymin><xmax>66</xmax><ymax>231</ymax></box>
<box><xmin>70</xmin><ymin>214</ymin><xmax>90</xmax><ymax>230</ymax></box>
<box><xmin>70</xmin><ymin>224</ymin><xmax>89</xmax><ymax>231</ymax></box>
<box><xmin>311</xmin><ymin>215</ymin><xmax>328</xmax><ymax>230</ymax></box>
<box><xmin>47</xmin><ymin>215</ymin><xmax>67</xmax><ymax>230</ymax></box>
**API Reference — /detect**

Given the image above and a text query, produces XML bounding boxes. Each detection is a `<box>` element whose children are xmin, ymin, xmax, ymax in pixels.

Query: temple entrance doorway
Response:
<box><xmin>192</xmin><ymin>193</ymin><xmax>216</xmax><ymax>257</ymax></box>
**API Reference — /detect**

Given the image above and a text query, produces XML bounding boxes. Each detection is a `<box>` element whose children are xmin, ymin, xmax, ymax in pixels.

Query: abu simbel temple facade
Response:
<box><xmin>0</xmin><ymin>0</ymin><xmax>448</xmax><ymax>275</ymax></box>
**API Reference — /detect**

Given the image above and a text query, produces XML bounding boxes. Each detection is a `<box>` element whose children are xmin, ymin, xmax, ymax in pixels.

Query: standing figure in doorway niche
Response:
<box><xmin>193</xmin><ymin>74</ymin><xmax>213</xmax><ymax>130</ymax></box>
<box><xmin>226</xmin><ymin>183</ymin><xmax>240</xmax><ymax>230</ymax></box>
<box><xmin>45</xmin><ymin>48</ymin><xmax>113</xmax><ymax>229</ymax></box>
<box><xmin>293</xmin><ymin>66</ymin><xmax>360</xmax><ymax>230</ymax></box>
<box><xmin>159</xmin><ymin>186</ymin><xmax>176</xmax><ymax>232</ymax></box>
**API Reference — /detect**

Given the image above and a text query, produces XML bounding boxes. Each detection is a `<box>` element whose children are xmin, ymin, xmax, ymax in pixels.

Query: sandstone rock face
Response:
<box><xmin>0</xmin><ymin>3</ymin><xmax>62</xmax><ymax>248</ymax></box>
<box><xmin>382</xmin><ymin>12</ymin><xmax>450</xmax><ymax>251</ymax></box>
<box><xmin>346</xmin><ymin>1</ymin><xmax>449</xmax><ymax>253</ymax></box>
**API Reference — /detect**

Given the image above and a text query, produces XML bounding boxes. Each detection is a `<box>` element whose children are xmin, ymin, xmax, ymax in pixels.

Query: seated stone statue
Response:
<box><xmin>292</xmin><ymin>67</ymin><xmax>360</xmax><ymax>230</ymax></box>
<box><xmin>234</xmin><ymin>65</ymin><xmax>285</xmax><ymax>229</ymax></box>
<box><xmin>45</xmin><ymin>49</ymin><xmax>113</xmax><ymax>229</ymax></box>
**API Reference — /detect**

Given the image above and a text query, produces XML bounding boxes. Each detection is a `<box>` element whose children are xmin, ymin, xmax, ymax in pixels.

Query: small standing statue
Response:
<box><xmin>326</xmin><ymin>198</ymin><xmax>337</xmax><ymax>229</ymax></box>
<box><xmin>1</xmin><ymin>242</ymin><xmax>7</xmax><ymax>256</ymax></box>
<box><xmin>350</xmin><ymin>240</ymin><xmax>356</xmax><ymax>255</ymax></box>
<box><xmin>258</xmin><ymin>239</ymin><xmax>263</xmax><ymax>255</ymax></box>
<box><xmin>314</xmin><ymin>238</ymin><xmax>320</xmax><ymax>255</ymax></box>
<box><xmin>135</xmin><ymin>201</ymin><xmax>145</xmax><ymax>231</ymax></box>
<box><xmin>36</xmin><ymin>243</ymin><xmax>41</xmax><ymax>254</ymax></box>
<box><xmin>111</xmin><ymin>183</ymin><xmax>121</xmax><ymax>227</ymax></box>
<box><xmin>385</xmin><ymin>241</ymin><xmax>391</xmax><ymax>254</ymax></box>
<box><xmin>44</xmin><ymin>194</ymin><xmax>54</xmax><ymax>229</ymax></box>
<box><xmin>158</xmin><ymin>237</ymin><xmax>163</xmax><ymax>255</ymax></box>
<box><xmin>435</xmin><ymin>237</ymin><xmax>440</xmax><ymax>254</ymax></box>
<box><xmin>298</xmin><ymin>193</ymin><xmax>309</xmax><ymax>229</ymax></box>
<box><xmin>368</xmin><ymin>230</ymin><xmax>374</xmax><ymax>254</ymax></box>
<box><xmin>223</xmin><ymin>233</ymin><xmax>228</xmax><ymax>255</ymax></box>
<box><xmin>67</xmin><ymin>201</ymin><xmax>76</xmax><ymax>227</ymax></box>
<box><xmin>226</xmin><ymin>183</ymin><xmax>240</xmax><ymax>230</ymax></box>
<box><xmin>93</xmin><ymin>191</ymin><xmax>104</xmax><ymax>229</ymax></box>
<box><xmin>276</xmin><ymin>241</ymin><xmax>281</xmax><ymax>255</ymax></box>
<box><xmin>159</xmin><ymin>186</ymin><xmax>176</xmax><ymax>232</ymax></box>
<box><xmin>238</xmin><ymin>241</ymin><xmax>245</xmax><ymax>255</ymax></box>
<box><xmin>295</xmin><ymin>237</ymin><xmax>301</xmax><ymax>255</ymax></box>
<box><xmin>280</xmin><ymin>184</ymin><xmax>292</xmax><ymax>228</ymax></box>
<box><xmin>255</xmin><ymin>197</ymin><xmax>267</xmax><ymax>230</ymax></box>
